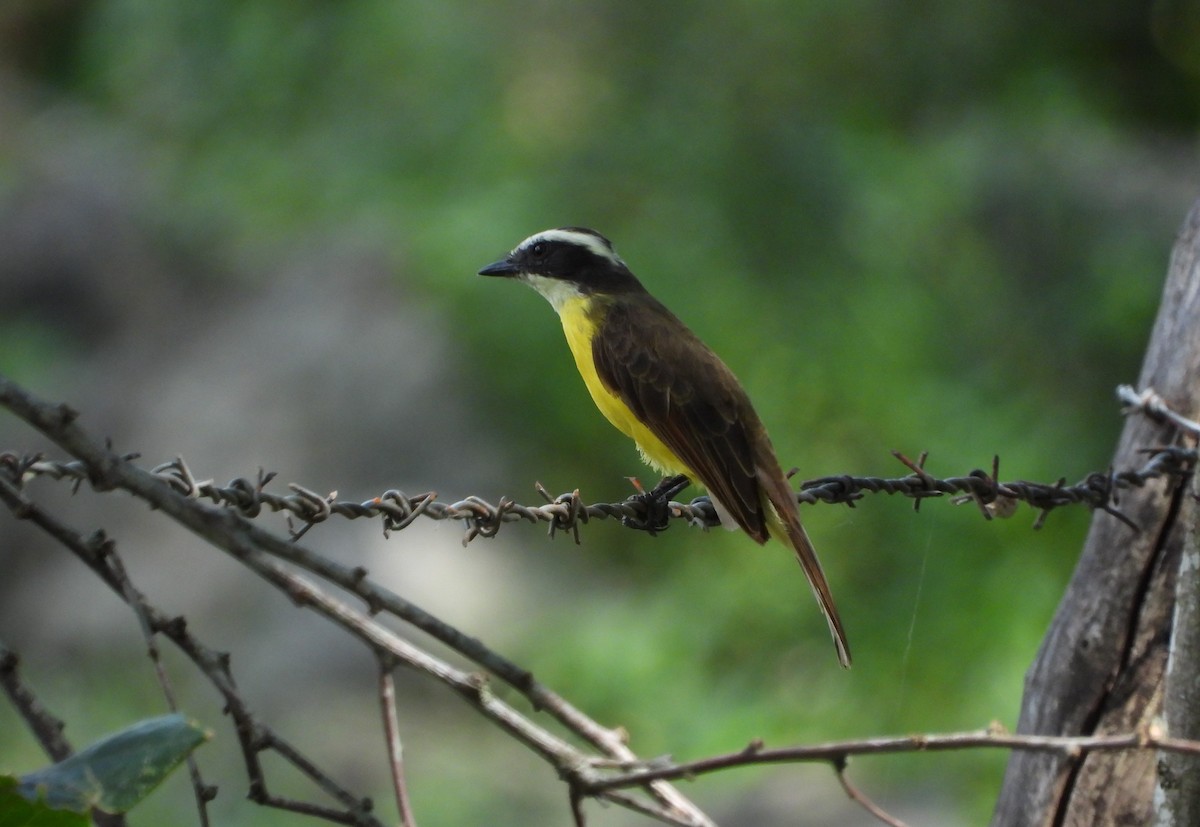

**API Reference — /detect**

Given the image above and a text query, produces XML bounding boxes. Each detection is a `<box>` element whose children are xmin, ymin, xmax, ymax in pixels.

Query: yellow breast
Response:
<box><xmin>557</xmin><ymin>295</ymin><xmax>691</xmax><ymax>477</ymax></box>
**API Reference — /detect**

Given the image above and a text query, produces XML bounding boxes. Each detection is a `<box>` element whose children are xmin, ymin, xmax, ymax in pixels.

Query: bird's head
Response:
<box><xmin>479</xmin><ymin>227</ymin><xmax>643</xmax><ymax>310</ymax></box>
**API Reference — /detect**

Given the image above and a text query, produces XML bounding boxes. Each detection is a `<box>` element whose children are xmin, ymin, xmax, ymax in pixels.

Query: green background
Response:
<box><xmin>1</xmin><ymin>1</ymin><xmax>1197</xmax><ymax>824</ymax></box>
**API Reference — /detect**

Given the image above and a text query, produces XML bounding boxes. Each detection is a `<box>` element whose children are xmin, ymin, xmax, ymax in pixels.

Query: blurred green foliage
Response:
<box><xmin>2</xmin><ymin>0</ymin><xmax>1198</xmax><ymax>823</ymax></box>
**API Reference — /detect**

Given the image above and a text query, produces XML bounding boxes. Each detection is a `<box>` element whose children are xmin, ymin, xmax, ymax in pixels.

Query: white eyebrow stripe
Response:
<box><xmin>517</xmin><ymin>228</ymin><xmax>624</xmax><ymax>266</ymax></box>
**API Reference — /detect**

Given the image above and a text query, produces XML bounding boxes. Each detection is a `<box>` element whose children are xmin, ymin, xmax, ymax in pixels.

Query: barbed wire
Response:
<box><xmin>2</xmin><ymin>445</ymin><xmax>1194</xmax><ymax>547</ymax></box>
<box><xmin>3</xmin><ymin>374</ymin><xmax>1200</xmax><ymax>827</ymax></box>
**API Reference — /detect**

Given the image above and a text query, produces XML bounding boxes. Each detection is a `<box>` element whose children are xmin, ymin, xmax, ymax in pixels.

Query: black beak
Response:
<box><xmin>478</xmin><ymin>257</ymin><xmax>520</xmax><ymax>277</ymax></box>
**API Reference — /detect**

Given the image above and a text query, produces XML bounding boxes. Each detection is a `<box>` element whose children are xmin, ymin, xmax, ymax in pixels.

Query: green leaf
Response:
<box><xmin>15</xmin><ymin>714</ymin><xmax>210</xmax><ymax>814</ymax></box>
<box><xmin>0</xmin><ymin>776</ymin><xmax>87</xmax><ymax>826</ymax></box>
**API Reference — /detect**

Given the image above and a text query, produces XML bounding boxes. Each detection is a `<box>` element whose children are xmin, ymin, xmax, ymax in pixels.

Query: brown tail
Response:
<box><xmin>759</xmin><ymin>467</ymin><xmax>852</xmax><ymax>668</ymax></box>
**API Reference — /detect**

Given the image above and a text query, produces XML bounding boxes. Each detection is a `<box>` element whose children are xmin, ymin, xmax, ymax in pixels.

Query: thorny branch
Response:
<box><xmin>0</xmin><ymin>473</ymin><xmax>381</xmax><ymax>826</ymax></box>
<box><xmin>3</xmin><ymin>371</ymin><xmax>1200</xmax><ymax>827</ymax></box>
<box><xmin>0</xmin><ymin>374</ymin><xmax>714</xmax><ymax>827</ymax></box>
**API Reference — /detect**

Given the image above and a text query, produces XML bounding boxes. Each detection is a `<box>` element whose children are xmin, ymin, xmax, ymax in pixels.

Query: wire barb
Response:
<box><xmin>1118</xmin><ymin>384</ymin><xmax>1200</xmax><ymax>438</ymax></box>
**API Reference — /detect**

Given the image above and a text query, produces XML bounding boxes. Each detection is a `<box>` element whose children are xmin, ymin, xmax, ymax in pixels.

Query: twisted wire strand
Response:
<box><xmin>2</xmin><ymin>446</ymin><xmax>1194</xmax><ymax>546</ymax></box>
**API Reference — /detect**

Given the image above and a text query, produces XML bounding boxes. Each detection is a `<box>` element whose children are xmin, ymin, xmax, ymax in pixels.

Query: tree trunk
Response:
<box><xmin>1156</xmin><ymin>469</ymin><xmax>1200</xmax><ymax>826</ymax></box>
<box><xmin>991</xmin><ymin>197</ymin><xmax>1200</xmax><ymax>825</ymax></box>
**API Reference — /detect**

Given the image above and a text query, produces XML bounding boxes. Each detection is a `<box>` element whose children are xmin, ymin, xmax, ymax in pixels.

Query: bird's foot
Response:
<box><xmin>621</xmin><ymin>474</ymin><xmax>691</xmax><ymax>534</ymax></box>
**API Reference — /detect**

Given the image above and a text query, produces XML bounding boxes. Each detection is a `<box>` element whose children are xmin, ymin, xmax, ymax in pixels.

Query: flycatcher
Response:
<box><xmin>479</xmin><ymin>227</ymin><xmax>851</xmax><ymax>667</ymax></box>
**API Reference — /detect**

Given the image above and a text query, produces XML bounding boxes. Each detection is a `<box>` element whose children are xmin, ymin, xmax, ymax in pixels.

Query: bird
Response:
<box><xmin>479</xmin><ymin>227</ymin><xmax>851</xmax><ymax>667</ymax></box>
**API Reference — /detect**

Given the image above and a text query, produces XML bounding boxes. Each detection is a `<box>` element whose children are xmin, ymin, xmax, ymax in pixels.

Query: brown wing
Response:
<box><xmin>595</xmin><ymin>297</ymin><xmax>852</xmax><ymax>666</ymax></box>
<box><xmin>592</xmin><ymin>297</ymin><xmax>770</xmax><ymax>542</ymax></box>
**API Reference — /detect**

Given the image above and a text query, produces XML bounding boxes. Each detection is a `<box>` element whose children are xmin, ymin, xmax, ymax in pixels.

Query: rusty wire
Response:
<box><xmin>1</xmin><ymin>446</ymin><xmax>1194</xmax><ymax>546</ymax></box>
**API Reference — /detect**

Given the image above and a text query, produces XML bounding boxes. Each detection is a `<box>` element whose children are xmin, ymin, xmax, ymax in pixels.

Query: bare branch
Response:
<box><xmin>585</xmin><ymin>724</ymin><xmax>1200</xmax><ymax>792</ymax></box>
<box><xmin>0</xmin><ymin>472</ymin><xmax>383</xmax><ymax>826</ymax></box>
<box><xmin>100</xmin><ymin>542</ymin><xmax>213</xmax><ymax>826</ymax></box>
<box><xmin>834</xmin><ymin>758</ymin><xmax>908</xmax><ymax>827</ymax></box>
<box><xmin>0</xmin><ymin>638</ymin><xmax>73</xmax><ymax>762</ymax></box>
<box><xmin>378</xmin><ymin>666</ymin><xmax>418</xmax><ymax>827</ymax></box>
<box><xmin>0</xmin><ymin>373</ymin><xmax>715</xmax><ymax>827</ymax></box>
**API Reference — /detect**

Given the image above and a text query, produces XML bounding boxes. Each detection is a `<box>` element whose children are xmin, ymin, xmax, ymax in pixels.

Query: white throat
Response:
<box><xmin>523</xmin><ymin>273</ymin><xmax>584</xmax><ymax>315</ymax></box>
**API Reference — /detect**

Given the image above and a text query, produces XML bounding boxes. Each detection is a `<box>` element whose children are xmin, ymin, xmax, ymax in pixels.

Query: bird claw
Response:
<box><xmin>621</xmin><ymin>474</ymin><xmax>691</xmax><ymax>534</ymax></box>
